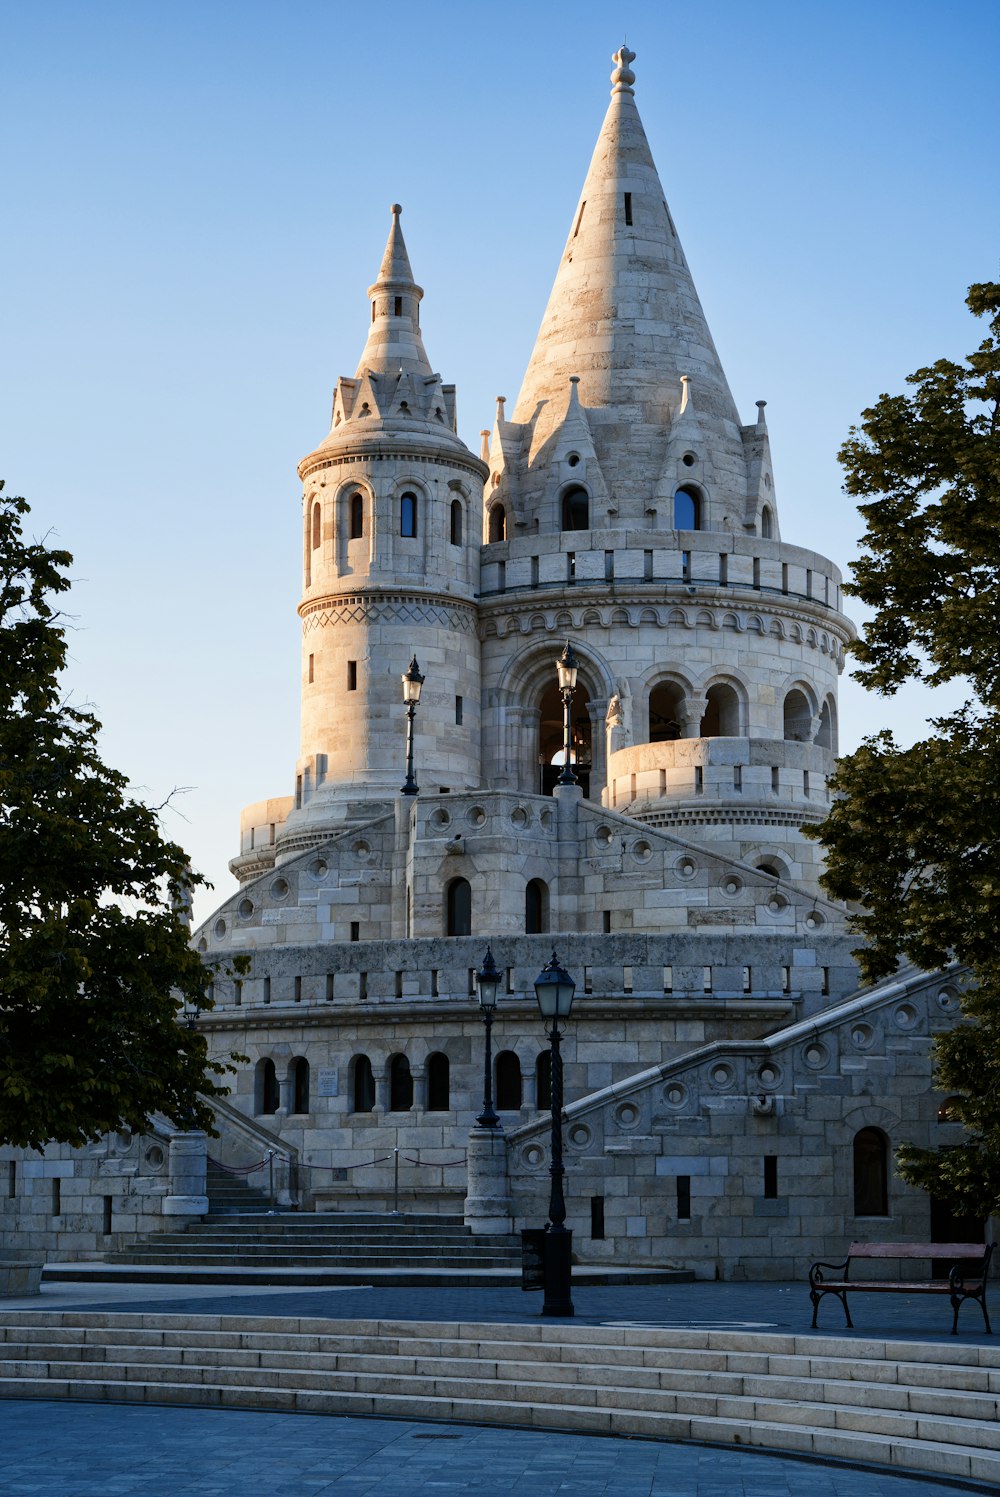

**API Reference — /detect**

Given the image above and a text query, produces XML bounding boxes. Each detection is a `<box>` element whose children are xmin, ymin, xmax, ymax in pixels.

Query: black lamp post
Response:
<box><xmin>475</xmin><ymin>946</ymin><xmax>502</xmax><ymax>1128</ymax></box>
<box><xmin>400</xmin><ymin>655</ymin><xmax>425</xmax><ymax>796</ymax></box>
<box><xmin>533</xmin><ymin>950</ymin><xmax>577</xmax><ymax>1317</ymax></box>
<box><xmin>555</xmin><ymin>641</ymin><xmax>580</xmax><ymax>787</ymax></box>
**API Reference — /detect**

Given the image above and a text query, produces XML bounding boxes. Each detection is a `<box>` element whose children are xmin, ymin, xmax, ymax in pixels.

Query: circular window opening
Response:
<box><xmin>352</xmin><ymin>841</ymin><xmax>371</xmax><ymax>861</ymax></box>
<box><xmin>145</xmin><ymin>1145</ymin><xmax>165</xmax><ymax>1170</ymax></box>
<box><xmin>214</xmin><ymin>918</ymin><xmax>227</xmax><ymax>938</ymax></box>
<box><xmin>431</xmin><ymin>808</ymin><xmax>451</xmax><ymax>829</ymax></box>
<box><xmin>664</xmin><ymin>1083</ymin><xmax>687</xmax><ymax>1107</ymax></box>
<box><xmin>567</xmin><ymin>452</ymin><xmax>580</xmax><ymax>467</ymax></box>
<box><xmin>722</xmin><ymin>877</ymin><xmax>742</xmax><ymax>897</ymax></box>
<box><xmin>197</xmin><ymin>938</ymin><xmax>208</xmax><ymax>953</ymax></box>
<box><xmin>237</xmin><ymin>898</ymin><xmax>254</xmax><ymax>921</ymax></box>
<box><xmin>632</xmin><ymin>840</ymin><xmax>652</xmax><ymax>863</ymax></box>
<box><xmin>675</xmin><ymin>857</ymin><xmax>696</xmax><ymax>880</ymax></box>
<box><xmin>308</xmin><ymin>857</ymin><xmax>328</xmax><ymax>880</ymax></box>
<box><xmin>804</xmin><ymin>911</ymin><xmax>825</xmax><ymax>930</ymax></box>
<box><xmin>595</xmin><ymin>826</ymin><xmax>613</xmax><ymax>846</ymax></box>
<box><xmin>510</xmin><ymin>806</ymin><xmax>529</xmax><ymax>829</ymax></box>
<box><xmin>466</xmin><ymin>806</ymin><xmax>487</xmax><ymax>828</ymax></box>
<box><xmin>682</xmin><ymin>452</ymin><xmax>696</xmax><ymax>467</ymax></box>
<box><xmin>270</xmin><ymin>877</ymin><xmax>289</xmax><ymax>900</ymax></box>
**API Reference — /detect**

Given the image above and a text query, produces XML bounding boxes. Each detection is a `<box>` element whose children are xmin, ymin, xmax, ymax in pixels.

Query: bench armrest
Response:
<box><xmin>809</xmin><ymin>1258</ymin><xmax>850</xmax><ymax>1286</ymax></box>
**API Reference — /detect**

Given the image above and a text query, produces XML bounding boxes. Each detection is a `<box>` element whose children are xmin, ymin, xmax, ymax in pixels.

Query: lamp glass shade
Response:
<box><xmin>533</xmin><ymin>953</ymin><xmax>576</xmax><ymax>1020</ymax></box>
<box><xmin>401</xmin><ymin>656</ymin><xmax>425</xmax><ymax>704</ymax></box>
<box><xmin>476</xmin><ymin>947</ymin><xmax>501</xmax><ymax>1014</ymax></box>
<box><xmin>555</xmin><ymin>640</ymin><xmax>579</xmax><ymax>693</ymax></box>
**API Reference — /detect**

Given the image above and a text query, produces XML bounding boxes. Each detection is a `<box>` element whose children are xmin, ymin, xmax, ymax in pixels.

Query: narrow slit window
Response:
<box><xmin>703</xmin><ymin>966</ymin><xmax>713</xmax><ymax>995</ymax></box>
<box><xmin>591</xmin><ymin>1196</ymin><xmax>605</xmax><ymax>1240</ymax></box>
<box><xmin>455</xmin><ymin>695</ymin><xmax>463</xmax><ymax>725</ymax></box>
<box><xmin>764</xmin><ymin>1155</ymin><xmax>778</xmax><ymax>1199</ymax></box>
<box><xmin>743</xmin><ymin>966</ymin><xmax>752</xmax><ymax>994</ymax></box>
<box><xmin>308</xmin><ymin>654</ymin><xmax>314</xmax><ymax>684</ymax></box>
<box><xmin>400</xmin><ymin>492</ymin><xmax>418</xmax><ymax>538</ymax></box>
<box><xmin>624</xmin><ymin>192</ymin><xmax>633</xmax><ymax>225</ymax></box>
<box><xmin>677</xmin><ymin>1176</ymin><xmax>691</xmax><ymax>1220</ymax></box>
<box><xmin>347</xmin><ymin>660</ymin><xmax>357</xmax><ymax>691</ymax></box>
<box><xmin>623</xmin><ymin>965</ymin><xmax>633</xmax><ymax>995</ymax></box>
<box><xmin>350</xmin><ymin>921</ymin><xmax>360</xmax><ymax>942</ymax></box>
<box><xmin>663</xmin><ymin>965</ymin><xmax>673</xmax><ymax>995</ymax></box>
<box><xmin>573</xmin><ymin>200</ymin><xmax>586</xmax><ymax>237</ymax></box>
<box><xmin>644</xmin><ymin>549</ymin><xmax>653</xmax><ymax>581</ymax></box>
<box><xmin>394</xmin><ymin>295</ymin><xmax>402</xmax><ymax>316</ymax></box>
<box><xmin>719</xmin><ymin>553</ymin><xmax>728</xmax><ymax>585</ymax></box>
<box><xmin>753</xmin><ymin>557</ymin><xmax>761</xmax><ymax>589</ymax></box>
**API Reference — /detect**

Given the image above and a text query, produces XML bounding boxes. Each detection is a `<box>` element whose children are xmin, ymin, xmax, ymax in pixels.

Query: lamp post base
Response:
<box><xmin>541</xmin><ymin>1227</ymin><xmax>574</xmax><ymax>1317</ymax></box>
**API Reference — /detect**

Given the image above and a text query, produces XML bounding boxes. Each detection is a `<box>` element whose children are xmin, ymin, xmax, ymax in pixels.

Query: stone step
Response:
<box><xmin>2</xmin><ymin>1338</ymin><xmax>998</xmax><ymax>1426</ymax></box>
<box><xmin>0</xmin><ymin>1369</ymin><xmax>996</xmax><ymax>1485</ymax></box>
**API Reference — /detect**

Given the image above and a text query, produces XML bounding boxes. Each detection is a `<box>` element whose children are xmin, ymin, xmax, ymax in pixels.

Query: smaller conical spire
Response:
<box><xmin>354</xmin><ymin>203</ymin><xmax>433</xmax><ymax>380</ymax></box>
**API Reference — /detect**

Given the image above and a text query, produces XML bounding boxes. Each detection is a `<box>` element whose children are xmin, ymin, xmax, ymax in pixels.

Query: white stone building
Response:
<box><xmin>1</xmin><ymin>47</ymin><xmax>970</xmax><ymax>1278</ymax></box>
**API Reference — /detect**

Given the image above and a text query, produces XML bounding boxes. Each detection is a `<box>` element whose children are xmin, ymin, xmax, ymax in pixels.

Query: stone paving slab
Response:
<box><xmin>0</xmin><ymin>1399</ymin><xmax>991</xmax><ymax>1496</ymax></box>
<box><xmin>8</xmin><ymin>1278</ymin><xmax>993</xmax><ymax>1346</ymax></box>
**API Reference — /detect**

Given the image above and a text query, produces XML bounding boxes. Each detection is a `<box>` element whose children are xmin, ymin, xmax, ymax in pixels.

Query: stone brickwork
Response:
<box><xmin>0</xmin><ymin>48</ymin><xmax>961</xmax><ymax>1278</ymax></box>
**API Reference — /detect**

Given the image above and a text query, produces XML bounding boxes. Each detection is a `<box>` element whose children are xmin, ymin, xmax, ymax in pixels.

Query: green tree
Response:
<box><xmin>807</xmin><ymin>282</ymin><xmax>1000</xmax><ymax>1219</ymax></box>
<box><xmin>0</xmin><ymin>482</ymin><xmax>232</xmax><ymax>1150</ymax></box>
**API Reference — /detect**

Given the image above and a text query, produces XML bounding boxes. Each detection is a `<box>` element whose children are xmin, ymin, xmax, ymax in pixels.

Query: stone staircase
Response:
<box><xmin>43</xmin><ymin>1212</ymin><xmax>688</xmax><ymax>1288</ymax></box>
<box><xmin>205</xmin><ymin>1163</ymin><xmax>273</xmax><ymax>1214</ymax></box>
<box><xmin>0</xmin><ymin>1311</ymin><xmax>997</xmax><ymax>1485</ymax></box>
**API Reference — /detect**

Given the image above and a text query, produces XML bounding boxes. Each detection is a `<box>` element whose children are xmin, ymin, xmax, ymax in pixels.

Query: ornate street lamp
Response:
<box><xmin>533</xmin><ymin>949</ymin><xmax>577</xmax><ymax>1317</ymax></box>
<box><xmin>400</xmin><ymin>655</ymin><xmax>425</xmax><ymax>796</ymax></box>
<box><xmin>555</xmin><ymin>640</ymin><xmax>579</xmax><ymax>786</ymax></box>
<box><xmin>475</xmin><ymin>946</ymin><xmax>502</xmax><ymax>1128</ymax></box>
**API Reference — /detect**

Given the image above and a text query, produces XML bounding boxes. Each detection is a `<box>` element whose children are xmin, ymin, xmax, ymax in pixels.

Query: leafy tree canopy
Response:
<box><xmin>0</xmin><ymin>483</ymin><xmax>233</xmax><ymax>1150</ymax></box>
<box><xmin>807</xmin><ymin>283</ymin><xmax>1000</xmax><ymax>1217</ymax></box>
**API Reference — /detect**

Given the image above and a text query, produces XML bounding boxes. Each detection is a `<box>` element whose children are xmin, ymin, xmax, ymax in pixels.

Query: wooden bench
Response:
<box><xmin>808</xmin><ymin>1242</ymin><xmax>993</xmax><ymax>1335</ymax></box>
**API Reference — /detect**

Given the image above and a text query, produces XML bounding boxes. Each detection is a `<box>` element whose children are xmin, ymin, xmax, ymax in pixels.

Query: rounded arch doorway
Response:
<box><xmin>537</xmin><ymin>674</ymin><xmax>592</xmax><ymax>797</ymax></box>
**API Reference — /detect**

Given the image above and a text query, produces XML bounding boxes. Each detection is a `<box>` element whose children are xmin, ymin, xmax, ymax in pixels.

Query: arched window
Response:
<box><xmin>536</xmin><ymin>1050</ymin><xmax>552</xmax><ymax>1110</ymax></box>
<box><xmin>673</xmin><ymin>486</ymin><xmax>701</xmax><ymax>530</ymax></box>
<box><xmin>760</xmin><ymin>505</ymin><xmax>773</xmax><ymax>539</ymax></box>
<box><xmin>495</xmin><ymin>1051</ymin><xmax>522</xmax><ymax>1110</ymax></box>
<box><xmin>351</xmin><ymin>1054</ymin><xmax>375</xmax><ymax>1113</ymax></box>
<box><xmin>853</xmin><ymin>1127</ymin><xmax>889</xmax><ymax>1216</ymax></box>
<box><xmin>450</xmin><ymin>499</ymin><xmax>463</xmax><ymax>546</ymax></box>
<box><xmin>700</xmin><ymin>682</ymin><xmax>741</xmax><ymax>737</ymax></box>
<box><xmin>255</xmin><ymin>1058</ymin><xmax>279</xmax><ymax>1115</ymax></box>
<box><xmin>426</xmin><ymin>1052</ymin><xmax>450</xmax><ymax>1112</ymax></box>
<box><xmin>783</xmin><ymin>689</ymin><xmax>813</xmax><ymax>742</ymax></box>
<box><xmin>389</xmin><ymin>1053</ymin><xmax>413</xmax><ymax>1112</ymax></box>
<box><xmin>400</xmin><ymin>492</ymin><xmax>418</xmax><ymax>538</ymax></box>
<box><xmin>349</xmin><ymin>492</ymin><xmax>364</xmax><ymax>539</ymax></box>
<box><xmin>561</xmin><ymin>486</ymin><xmax>589</xmax><ymax>531</ymax></box>
<box><xmin>525</xmin><ymin>878</ymin><xmax>549</xmax><ymax>934</ymax></box>
<box><xmin>488</xmin><ymin>504</ymin><xmax>506</xmax><ymax>543</ymax></box>
<box><xmin>816</xmin><ymin>697</ymin><xmax>836</xmax><ymax>752</ymax></box>
<box><xmin>757</xmin><ymin>861</ymin><xmax>782</xmax><ymax>880</ymax></box>
<box><xmin>311</xmin><ymin>502</ymin><xmax>321</xmax><ymax>549</ymax></box>
<box><xmin>290</xmin><ymin>1057</ymin><xmax>310</xmax><ymax>1114</ymax></box>
<box><xmin>649</xmin><ymin>681</ymin><xmax>685</xmax><ymax>743</ymax></box>
<box><xmin>445</xmin><ymin>877</ymin><xmax>472</xmax><ymax>937</ymax></box>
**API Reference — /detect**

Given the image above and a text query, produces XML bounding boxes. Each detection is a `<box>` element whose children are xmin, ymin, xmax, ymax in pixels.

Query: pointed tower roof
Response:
<box><xmin>300</xmin><ymin>204</ymin><xmax>484</xmax><ymax>477</ymax></box>
<box><xmin>353</xmin><ymin>203</ymin><xmax>434</xmax><ymax>380</ymax></box>
<box><xmin>512</xmin><ymin>46</ymin><xmax>742</xmax><ymax>466</ymax></box>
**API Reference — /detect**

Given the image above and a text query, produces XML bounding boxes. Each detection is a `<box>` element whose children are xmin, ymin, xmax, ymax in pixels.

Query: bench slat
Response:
<box><xmin>847</xmin><ymin>1242</ymin><xmax>987</xmax><ymax>1259</ymax></box>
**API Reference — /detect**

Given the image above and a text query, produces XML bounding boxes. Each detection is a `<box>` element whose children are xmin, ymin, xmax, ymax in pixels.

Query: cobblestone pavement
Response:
<box><xmin>0</xmin><ymin>1400</ymin><xmax>988</xmax><ymax>1497</ymax></box>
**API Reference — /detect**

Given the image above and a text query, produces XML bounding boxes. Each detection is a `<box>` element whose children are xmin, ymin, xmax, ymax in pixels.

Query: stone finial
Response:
<box><xmin>611</xmin><ymin>44</ymin><xmax>636</xmax><ymax>94</ymax></box>
<box><xmin>679</xmin><ymin>374</ymin><xmax>691</xmax><ymax>415</ymax></box>
<box><xmin>480</xmin><ymin>429</ymin><xmax>491</xmax><ymax>462</ymax></box>
<box><xmin>390</xmin><ymin>202</ymin><xmax>402</xmax><ymax>217</ymax></box>
<box><xmin>496</xmin><ymin>395</ymin><xmax>506</xmax><ymax>422</ymax></box>
<box><xmin>756</xmin><ymin>399</ymin><xmax>768</xmax><ymax>433</ymax></box>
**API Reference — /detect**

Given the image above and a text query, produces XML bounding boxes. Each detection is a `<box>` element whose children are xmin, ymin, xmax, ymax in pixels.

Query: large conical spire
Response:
<box><xmin>353</xmin><ymin>203</ymin><xmax>434</xmax><ymax>380</ymax></box>
<box><xmin>512</xmin><ymin>46</ymin><xmax>743</xmax><ymax>482</ymax></box>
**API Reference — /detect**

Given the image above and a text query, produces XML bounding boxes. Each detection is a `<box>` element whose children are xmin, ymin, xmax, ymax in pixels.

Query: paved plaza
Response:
<box><xmin>0</xmin><ymin>1399</ymin><xmax>989</xmax><ymax>1497</ymax></box>
<box><xmin>0</xmin><ymin>1278</ymin><xmax>995</xmax><ymax>1494</ymax></box>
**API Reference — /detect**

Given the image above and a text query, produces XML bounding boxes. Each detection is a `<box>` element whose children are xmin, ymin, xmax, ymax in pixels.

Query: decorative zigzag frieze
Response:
<box><xmin>301</xmin><ymin>596</ymin><xmax>478</xmax><ymax>635</ymax></box>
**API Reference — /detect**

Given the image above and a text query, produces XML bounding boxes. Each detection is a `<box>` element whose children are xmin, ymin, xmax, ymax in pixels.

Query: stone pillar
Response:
<box><xmin>163</xmin><ymin>1130</ymin><xmax>209</xmax><ymax>1216</ymax></box>
<box><xmin>682</xmin><ymin>701</ymin><xmax>707</xmax><ymax>738</ymax></box>
<box><xmin>464</xmin><ymin>1126</ymin><xmax>512</xmax><ymax>1234</ymax></box>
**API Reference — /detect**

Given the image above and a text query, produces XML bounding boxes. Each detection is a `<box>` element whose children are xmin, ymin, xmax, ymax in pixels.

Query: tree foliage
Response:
<box><xmin>0</xmin><ymin>483</ymin><xmax>233</xmax><ymax>1150</ymax></box>
<box><xmin>806</xmin><ymin>283</ymin><xmax>1000</xmax><ymax>1218</ymax></box>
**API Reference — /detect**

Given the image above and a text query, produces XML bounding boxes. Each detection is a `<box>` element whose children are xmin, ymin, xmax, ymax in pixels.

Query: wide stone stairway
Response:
<box><xmin>0</xmin><ymin>1311</ymin><xmax>997</xmax><ymax>1485</ymax></box>
<box><xmin>43</xmin><ymin>1212</ymin><xmax>686</xmax><ymax>1288</ymax></box>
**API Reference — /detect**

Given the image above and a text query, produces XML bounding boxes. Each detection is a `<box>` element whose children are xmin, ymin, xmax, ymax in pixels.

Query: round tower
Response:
<box><xmin>284</xmin><ymin>205</ymin><xmax>487</xmax><ymax>843</ymax></box>
<box><xmin>478</xmin><ymin>48</ymin><xmax>855</xmax><ymax>891</ymax></box>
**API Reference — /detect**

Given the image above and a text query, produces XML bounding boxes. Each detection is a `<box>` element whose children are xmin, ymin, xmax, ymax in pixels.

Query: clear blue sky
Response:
<box><xmin>3</xmin><ymin>1</ymin><xmax>998</xmax><ymax>924</ymax></box>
